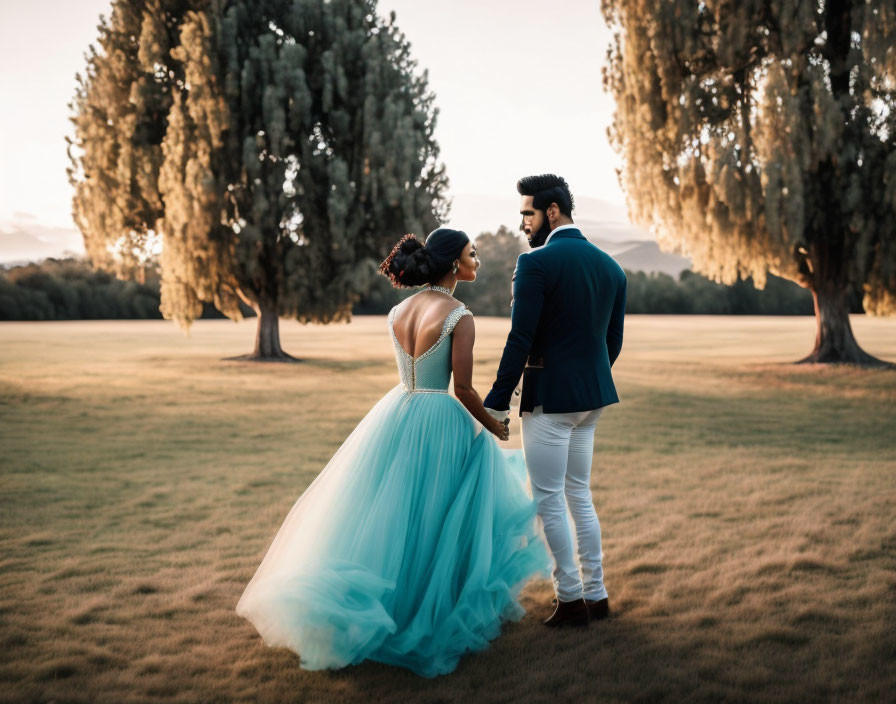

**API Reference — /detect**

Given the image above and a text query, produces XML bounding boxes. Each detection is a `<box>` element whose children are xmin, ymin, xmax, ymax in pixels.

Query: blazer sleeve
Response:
<box><xmin>483</xmin><ymin>253</ymin><xmax>545</xmax><ymax>410</ymax></box>
<box><xmin>607</xmin><ymin>273</ymin><xmax>626</xmax><ymax>367</ymax></box>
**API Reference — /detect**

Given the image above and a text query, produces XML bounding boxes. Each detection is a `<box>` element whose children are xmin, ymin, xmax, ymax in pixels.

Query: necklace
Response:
<box><xmin>428</xmin><ymin>285</ymin><xmax>453</xmax><ymax>295</ymax></box>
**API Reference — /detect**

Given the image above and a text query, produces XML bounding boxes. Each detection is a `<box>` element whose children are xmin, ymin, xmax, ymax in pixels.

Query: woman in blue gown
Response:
<box><xmin>235</xmin><ymin>228</ymin><xmax>549</xmax><ymax>677</ymax></box>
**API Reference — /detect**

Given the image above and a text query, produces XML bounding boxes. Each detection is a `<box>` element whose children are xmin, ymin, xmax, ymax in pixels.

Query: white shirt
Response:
<box><xmin>544</xmin><ymin>223</ymin><xmax>578</xmax><ymax>245</ymax></box>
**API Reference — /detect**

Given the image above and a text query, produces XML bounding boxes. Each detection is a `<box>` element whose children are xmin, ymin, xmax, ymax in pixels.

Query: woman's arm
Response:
<box><xmin>451</xmin><ymin>315</ymin><xmax>509</xmax><ymax>441</ymax></box>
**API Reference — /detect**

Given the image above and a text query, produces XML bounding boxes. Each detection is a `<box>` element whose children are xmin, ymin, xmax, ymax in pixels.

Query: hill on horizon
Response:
<box><xmin>1</xmin><ymin>195</ymin><xmax>694</xmax><ymax>277</ymax></box>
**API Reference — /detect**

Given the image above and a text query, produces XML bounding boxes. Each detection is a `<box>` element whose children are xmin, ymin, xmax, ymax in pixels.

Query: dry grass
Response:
<box><xmin>1</xmin><ymin>315</ymin><xmax>895</xmax><ymax>703</ymax></box>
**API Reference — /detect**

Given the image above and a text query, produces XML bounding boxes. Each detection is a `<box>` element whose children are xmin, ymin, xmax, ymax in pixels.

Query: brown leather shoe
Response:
<box><xmin>543</xmin><ymin>598</ymin><xmax>589</xmax><ymax>627</ymax></box>
<box><xmin>586</xmin><ymin>597</ymin><xmax>610</xmax><ymax>620</ymax></box>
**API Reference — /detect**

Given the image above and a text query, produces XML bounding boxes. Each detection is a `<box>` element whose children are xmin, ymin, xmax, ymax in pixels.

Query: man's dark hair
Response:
<box><xmin>516</xmin><ymin>174</ymin><xmax>574</xmax><ymax>217</ymax></box>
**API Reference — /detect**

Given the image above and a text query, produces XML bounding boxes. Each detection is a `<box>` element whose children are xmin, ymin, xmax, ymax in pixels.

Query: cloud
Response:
<box><xmin>0</xmin><ymin>216</ymin><xmax>85</xmax><ymax>264</ymax></box>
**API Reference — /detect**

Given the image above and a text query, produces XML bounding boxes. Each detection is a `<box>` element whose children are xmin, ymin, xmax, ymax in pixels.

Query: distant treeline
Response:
<box><xmin>353</xmin><ymin>228</ymin><xmax>819</xmax><ymax>316</ymax></box>
<box><xmin>0</xmin><ymin>258</ymin><xmax>252</xmax><ymax>321</ymax></box>
<box><xmin>355</xmin><ymin>268</ymin><xmax>817</xmax><ymax>316</ymax></box>
<box><xmin>625</xmin><ymin>269</ymin><xmax>815</xmax><ymax>315</ymax></box>
<box><xmin>1</xmin><ymin>247</ymin><xmax>823</xmax><ymax>321</ymax></box>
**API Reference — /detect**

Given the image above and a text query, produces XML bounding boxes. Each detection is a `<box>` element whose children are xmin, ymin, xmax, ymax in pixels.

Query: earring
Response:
<box><xmin>452</xmin><ymin>261</ymin><xmax>459</xmax><ymax>275</ymax></box>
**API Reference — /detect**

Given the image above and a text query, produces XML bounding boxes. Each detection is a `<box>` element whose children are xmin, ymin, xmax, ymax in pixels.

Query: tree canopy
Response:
<box><xmin>69</xmin><ymin>0</ymin><xmax>448</xmax><ymax>358</ymax></box>
<box><xmin>602</xmin><ymin>0</ymin><xmax>896</xmax><ymax>364</ymax></box>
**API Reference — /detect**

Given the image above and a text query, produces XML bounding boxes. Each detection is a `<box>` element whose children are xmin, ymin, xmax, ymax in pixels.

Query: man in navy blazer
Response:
<box><xmin>484</xmin><ymin>174</ymin><xmax>626</xmax><ymax>628</ymax></box>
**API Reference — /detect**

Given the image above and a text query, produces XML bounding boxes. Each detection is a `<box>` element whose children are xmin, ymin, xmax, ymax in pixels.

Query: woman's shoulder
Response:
<box><xmin>408</xmin><ymin>290</ymin><xmax>468</xmax><ymax>312</ymax></box>
<box><xmin>439</xmin><ymin>299</ymin><xmax>471</xmax><ymax>325</ymax></box>
<box><xmin>444</xmin><ymin>304</ymin><xmax>473</xmax><ymax>335</ymax></box>
<box><xmin>392</xmin><ymin>291</ymin><xmax>467</xmax><ymax>324</ymax></box>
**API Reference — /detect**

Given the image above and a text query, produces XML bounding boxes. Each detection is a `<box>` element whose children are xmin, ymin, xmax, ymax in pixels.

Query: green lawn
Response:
<box><xmin>1</xmin><ymin>315</ymin><xmax>895</xmax><ymax>703</ymax></box>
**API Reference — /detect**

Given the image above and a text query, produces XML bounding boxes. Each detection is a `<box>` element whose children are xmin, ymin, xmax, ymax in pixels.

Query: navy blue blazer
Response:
<box><xmin>483</xmin><ymin>227</ymin><xmax>627</xmax><ymax>416</ymax></box>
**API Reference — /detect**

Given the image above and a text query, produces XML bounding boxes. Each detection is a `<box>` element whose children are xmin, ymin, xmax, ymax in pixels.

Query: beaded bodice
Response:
<box><xmin>389</xmin><ymin>304</ymin><xmax>473</xmax><ymax>392</ymax></box>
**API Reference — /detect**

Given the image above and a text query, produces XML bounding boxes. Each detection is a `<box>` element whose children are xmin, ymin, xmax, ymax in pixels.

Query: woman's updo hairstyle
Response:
<box><xmin>379</xmin><ymin>228</ymin><xmax>470</xmax><ymax>289</ymax></box>
<box><xmin>379</xmin><ymin>234</ymin><xmax>436</xmax><ymax>288</ymax></box>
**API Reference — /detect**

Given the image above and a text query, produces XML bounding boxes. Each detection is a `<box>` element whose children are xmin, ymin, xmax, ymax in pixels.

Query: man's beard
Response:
<box><xmin>526</xmin><ymin>216</ymin><xmax>552</xmax><ymax>248</ymax></box>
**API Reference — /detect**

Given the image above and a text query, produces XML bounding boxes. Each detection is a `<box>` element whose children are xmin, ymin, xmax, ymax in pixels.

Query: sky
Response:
<box><xmin>0</xmin><ymin>0</ymin><xmax>631</xmax><ymax>259</ymax></box>
<box><xmin>379</xmin><ymin>0</ymin><xmax>624</xmax><ymax>200</ymax></box>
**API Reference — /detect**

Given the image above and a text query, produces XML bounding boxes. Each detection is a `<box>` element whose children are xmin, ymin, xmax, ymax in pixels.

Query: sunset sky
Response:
<box><xmin>0</xmin><ymin>0</ymin><xmax>628</xmax><ymax>258</ymax></box>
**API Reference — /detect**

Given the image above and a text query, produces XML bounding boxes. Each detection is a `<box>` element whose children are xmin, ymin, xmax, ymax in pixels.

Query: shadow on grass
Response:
<box><xmin>222</xmin><ymin>354</ymin><xmax>305</xmax><ymax>364</ymax></box>
<box><xmin>229</xmin><ymin>593</ymin><xmax>896</xmax><ymax>703</ymax></box>
<box><xmin>221</xmin><ymin>355</ymin><xmax>381</xmax><ymax>372</ymax></box>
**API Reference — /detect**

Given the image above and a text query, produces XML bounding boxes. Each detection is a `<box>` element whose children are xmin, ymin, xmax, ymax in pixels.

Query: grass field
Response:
<box><xmin>1</xmin><ymin>315</ymin><xmax>895</xmax><ymax>703</ymax></box>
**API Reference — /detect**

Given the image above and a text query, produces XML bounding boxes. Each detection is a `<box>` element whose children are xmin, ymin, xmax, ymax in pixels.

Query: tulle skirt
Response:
<box><xmin>235</xmin><ymin>385</ymin><xmax>549</xmax><ymax>677</ymax></box>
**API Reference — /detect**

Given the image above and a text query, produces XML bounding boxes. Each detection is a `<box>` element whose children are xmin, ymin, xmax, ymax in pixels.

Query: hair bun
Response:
<box><xmin>400</xmin><ymin>238</ymin><xmax>423</xmax><ymax>255</ymax></box>
<box><xmin>379</xmin><ymin>234</ymin><xmax>434</xmax><ymax>288</ymax></box>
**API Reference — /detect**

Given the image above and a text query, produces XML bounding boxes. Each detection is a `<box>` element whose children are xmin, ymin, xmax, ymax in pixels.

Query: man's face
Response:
<box><xmin>519</xmin><ymin>195</ymin><xmax>543</xmax><ymax>241</ymax></box>
<box><xmin>519</xmin><ymin>194</ymin><xmax>551</xmax><ymax>248</ymax></box>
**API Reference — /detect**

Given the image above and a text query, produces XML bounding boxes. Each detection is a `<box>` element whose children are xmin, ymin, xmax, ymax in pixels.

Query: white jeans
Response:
<box><xmin>521</xmin><ymin>405</ymin><xmax>607</xmax><ymax>602</ymax></box>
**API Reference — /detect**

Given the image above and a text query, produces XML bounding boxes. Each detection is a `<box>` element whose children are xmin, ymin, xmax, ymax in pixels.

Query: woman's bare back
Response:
<box><xmin>392</xmin><ymin>291</ymin><xmax>462</xmax><ymax>359</ymax></box>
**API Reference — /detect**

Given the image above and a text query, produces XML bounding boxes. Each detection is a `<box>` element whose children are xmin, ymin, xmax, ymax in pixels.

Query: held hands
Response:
<box><xmin>489</xmin><ymin>417</ymin><xmax>510</xmax><ymax>442</ymax></box>
<box><xmin>483</xmin><ymin>407</ymin><xmax>511</xmax><ymax>441</ymax></box>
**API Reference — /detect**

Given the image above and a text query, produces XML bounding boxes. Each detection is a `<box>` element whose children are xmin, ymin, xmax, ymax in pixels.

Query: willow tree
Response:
<box><xmin>67</xmin><ymin>0</ymin><xmax>184</xmax><ymax>281</ymax></box>
<box><xmin>602</xmin><ymin>0</ymin><xmax>896</xmax><ymax>364</ymax></box>
<box><xmin>69</xmin><ymin>0</ymin><xmax>447</xmax><ymax>359</ymax></box>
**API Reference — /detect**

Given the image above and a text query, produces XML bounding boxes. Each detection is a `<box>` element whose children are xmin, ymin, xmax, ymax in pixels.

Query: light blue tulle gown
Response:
<box><xmin>236</xmin><ymin>302</ymin><xmax>549</xmax><ymax>677</ymax></box>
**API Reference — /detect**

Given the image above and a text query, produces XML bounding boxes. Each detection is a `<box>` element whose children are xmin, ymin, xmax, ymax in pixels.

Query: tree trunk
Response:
<box><xmin>799</xmin><ymin>285</ymin><xmax>886</xmax><ymax>366</ymax></box>
<box><xmin>249</xmin><ymin>300</ymin><xmax>297</xmax><ymax>361</ymax></box>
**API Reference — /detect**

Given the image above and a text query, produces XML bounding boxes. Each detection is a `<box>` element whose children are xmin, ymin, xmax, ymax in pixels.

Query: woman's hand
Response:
<box><xmin>488</xmin><ymin>417</ymin><xmax>510</xmax><ymax>442</ymax></box>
